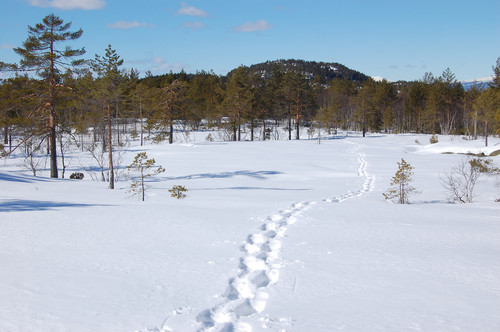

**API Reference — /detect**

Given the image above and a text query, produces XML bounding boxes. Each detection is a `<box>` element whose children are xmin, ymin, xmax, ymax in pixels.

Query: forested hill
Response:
<box><xmin>242</xmin><ymin>59</ymin><xmax>369</xmax><ymax>83</ymax></box>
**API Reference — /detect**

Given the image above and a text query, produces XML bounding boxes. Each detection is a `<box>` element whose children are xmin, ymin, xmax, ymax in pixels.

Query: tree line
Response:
<box><xmin>1</xmin><ymin>14</ymin><xmax>500</xmax><ymax>180</ymax></box>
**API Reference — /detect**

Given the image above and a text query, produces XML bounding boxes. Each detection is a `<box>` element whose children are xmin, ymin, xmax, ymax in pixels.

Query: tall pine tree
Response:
<box><xmin>1</xmin><ymin>14</ymin><xmax>85</xmax><ymax>178</ymax></box>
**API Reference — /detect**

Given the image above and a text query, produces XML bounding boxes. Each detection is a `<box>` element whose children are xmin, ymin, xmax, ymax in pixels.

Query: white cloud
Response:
<box><xmin>182</xmin><ymin>21</ymin><xmax>207</xmax><ymax>30</ymax></box>
<box><xmin>29</xmin><ymin>0</ymin><xmax>105</xmax><ymax>10</ymax></box>
<box><xmin>107</xmin><ymin>21</ymin><xmax>147</xmax><ymax>29</ymax></box>
<box><xmin>149</xmin><ymin>57</ymin><xmax>189</xmax><ymax>74</ymax></box>
<box><xmin>233</xmin><ymin>20</ymin><xmax>271</xmax><ymax>32</ymax></box>
<box><xmin>152</xmin><ymin>57</ymin><xmax>165</xmax><ymax>65</ymax></box>
<box><xmin>1</xmin><ymin>43</ymin><xmax>15</xmax><ymax>49</ymax></box>
<box><xmin>176</xmin><ymin>2</ymin><xmax>208</xmax><ymax>17</ymax></box>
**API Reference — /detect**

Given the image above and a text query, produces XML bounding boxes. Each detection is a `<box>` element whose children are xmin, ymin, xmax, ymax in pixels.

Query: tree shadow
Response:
<box><xmin>191</xmin><ymin>186</ymin><xmax>311</xmax><ymax>191</ymax></box>
<box><xmin>165</xmin><ymin>170</ymin><xmax>283</xmax><ymax>181</ymax></box>
<box><xmin>413</xmin><ymin>199</ymin><xmax>451</xmax><ymax>205</ymax></box>
<box><xmin>0</xmin><ymin>172</ymin><xmax>51</xmax><ymax>183</ymax></box>
<box><xmin>0</xmin><ymin>199</ymin><xmax>110</xmax><ymax>212</ymax></box>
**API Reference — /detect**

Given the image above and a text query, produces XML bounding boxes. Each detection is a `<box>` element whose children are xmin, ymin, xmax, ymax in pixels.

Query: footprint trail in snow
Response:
<box><xmin>325</xmin><ymin>140</ymin><xmax>375</xmax><ymax>203</ymax></box>
<box><xmin>145</xmin><ymin>140</ymin><xmax>374</xmax><ymax>332</ymax></box>
<box><xmin>196</xmin><ymin>201</ymin><xmax>313</xmax><ymax>332</ymax></box>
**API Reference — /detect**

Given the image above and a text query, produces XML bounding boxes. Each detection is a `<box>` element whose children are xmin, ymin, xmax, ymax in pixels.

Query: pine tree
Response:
<box><xmin>127</xmin><ymin>152</ymin><xmax>165</xmax><ymax>201</ymax></box>
<box><xmin>150</xmin><ymin>79</ymin><xmax>189</xmax><ymax>144</ymax></box>
<box><xmin>383</xmin><ymin>158</ymin><xmax>416</xmax><ymax>204</ymax></box>
<box><xmin>1</xmin><ymin>14</ymin><xmax>85</xmax><ymax>178</ymax></box>
<box><xmin>222</xmin><ymin>66</ymin><xmax>254</xmax><ymax>141</ymax></box>
<box><xmin>91</xmin><ymin>45</ymin><xmax>125</xmax><ymax>189</ymax></box>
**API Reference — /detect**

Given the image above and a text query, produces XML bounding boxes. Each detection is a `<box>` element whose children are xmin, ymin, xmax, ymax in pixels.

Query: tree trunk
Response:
<box><xmin>49</xmin><ymin>32</ymin><xmax>58</xmax><ymax>178</ymax></box>
<box><xmin>58</xmin><ymin>133</ymin><xmax>66</xmax><ymax>179</ymax></box>
<box><xmin>108</xmin><ymin>104</ymin><xmax>114</xmax><ymax>189</ymax></box>
<box><xmin>474</xmin><ymin>111</ymin><xmax>478</xmax><ymax>140</ymax></box>
<box><xmin>262</xmin><ymin>119</ymin><xmax>266</xmax><ymax>141</ymax></box>
<box><xmin>288</xmin><ymin>106</ymin><xmax>292</xmax><ymax>141</ymax></box>
<box><xmin>485</xmin><ymin>120</ymin><xmax>488</xmax><ymax>147</ymax></box>
<box><xmin>318</xmin><ymin>121</ymin><xmax>322</xmax><ymax>144</ymax></box>
<box><xmin>140</xmin><ymin>100</ymin><xmax>144</xmax><ymax>146</ymax></box>
<box><xmin>49</xmin><ymin>105</ymin><xmax>58</xmax><ymax>178</ymax></box>
<box><xmin>295</xmin><ymin>96</ymin><xmax>300</xmax><ymax>140</ymax></box>
<box><xmin>169</xmin><ymin>120</ymin><xmax>173</xmax><ymax>144</ymax></box>
<box><xmin>237</xmin><ymin>110</ymin><xmax>241</xmax><ymax>141</ymax></box>
<box><xmin>250</xmin><ymin>118</ymin><xmax>254</xmax><ymax>141</ymax></box>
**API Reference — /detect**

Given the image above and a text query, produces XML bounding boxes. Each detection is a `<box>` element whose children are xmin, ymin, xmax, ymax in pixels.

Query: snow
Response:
<box><xmin>371</xmin><ymin>76</ymin><xmax>386</xmax><ymax>82</ymax></box>
<box><xmin>1</xmin><ymin>132</ymin><xmax>500</xmax><ymax>331</ymax></box>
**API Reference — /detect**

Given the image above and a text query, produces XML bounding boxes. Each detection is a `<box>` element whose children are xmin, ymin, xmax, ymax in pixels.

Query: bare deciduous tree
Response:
<box><xmin>441</xmin><ymin>157</ymin><xmax>489</xmax><ymax>203</ymax></box>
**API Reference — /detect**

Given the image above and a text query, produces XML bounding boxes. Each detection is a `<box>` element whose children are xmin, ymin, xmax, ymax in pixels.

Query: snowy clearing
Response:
<box><xmin>1</xmin><ymin>133</ymin><xmax>500</xmax><ymax>332</ymax></box>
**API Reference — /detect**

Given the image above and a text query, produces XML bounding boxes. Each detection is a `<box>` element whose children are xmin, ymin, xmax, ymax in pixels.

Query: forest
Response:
<box><xmin>1</xmin><ymin>14</ymin><xmax>500</xmax><ymax>180</ymax></box>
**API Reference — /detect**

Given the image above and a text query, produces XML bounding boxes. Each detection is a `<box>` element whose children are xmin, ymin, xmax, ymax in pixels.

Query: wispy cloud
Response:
<box><xmin>233</xmin><ymin>20</ymin><xmax>272</xmax><ymax>32</ymax></box>
<box><xmin>29</xmin><ymin>0</ymin><xmax>105</xmax><ymax>10</ymax></box>
<box><xmin>176</xmin><ymin>2</ymin><xmax>208</xmax><ymax>17</ymax></box>
<box><xmin>182</xmin><ymin>21</ymin><xmax>207</xmax><ymax>30</ymax></box>
<box><xmin>150</xmin><ymin>57</ymin><xmax>189</xmax><ymax>74</ymax></box>
<box><xmin>107</xmin><ymin>21</ymin><xmax>148</xmax><ymax>30</ymax></box>
<box><xmin>126</xmin><ymin>57</ymin><xmax>189</xmax><ymax>75</ymax></box>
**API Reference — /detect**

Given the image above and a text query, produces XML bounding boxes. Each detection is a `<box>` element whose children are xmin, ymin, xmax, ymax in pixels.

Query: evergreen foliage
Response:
<box><xmin>0</xmin><ymin>14</ymin><xmax>85</xmax><ymax>178</ymax></box>
<box><xmin>1</xmin><ymin>13</ymin><xmax>500</xmax><ymax>175</ymax></box>
<box><xmin>127</xmin><ymin>152</ymin><xmax>165</xmax><ymax>201</ymax></box>
<box><xmin>242</xmin><ymin>59</ymin><xmax>369</xmax><ymax>83</ymax></box>
<box><xmin>383</xmin><ymin>159</ymin><xmax>416</xmax><ymax>204</ymax></box>
<box><xmin>169</xmin><ymin>185</ymin><xmax>188</xmax><ymax>199</ymax></box>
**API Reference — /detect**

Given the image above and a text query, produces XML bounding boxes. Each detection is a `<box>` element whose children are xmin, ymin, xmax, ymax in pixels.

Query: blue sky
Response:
<box><xmin>1</xmin><ymin>0</ymin><xmax>499</xmax><ymax>81</ymax></box>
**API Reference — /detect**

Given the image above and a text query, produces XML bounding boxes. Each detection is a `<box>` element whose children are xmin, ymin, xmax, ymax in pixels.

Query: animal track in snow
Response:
<box><xmin>143</xmin><ymin>139</ymin><xmax>374</xmax><ymax>332</ymax></box>
<box><xmin>325</xmin><ymin>141</ymin><xmax>375</xmax><ymax>203</ymax></box>
<box><xmin>196</xmin><ymin>201</ymin><xmax>313</xmax><ymax>331</ymax></box>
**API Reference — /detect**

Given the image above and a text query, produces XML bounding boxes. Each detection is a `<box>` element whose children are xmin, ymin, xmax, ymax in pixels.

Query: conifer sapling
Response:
<box><xmin>383</xmin><ymin>158</ymin><xmax>416</xmax><ymax>204</ymax></box>
<box><xmin>127</xmin><ymin>152</ymin><xmax>165</xmax><ymax>201</ymax></box>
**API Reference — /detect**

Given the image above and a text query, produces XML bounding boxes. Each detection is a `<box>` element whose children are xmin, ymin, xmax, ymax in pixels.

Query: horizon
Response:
<box><xmin>1</xmin><ymin>1</ymin><xmax>499</xmax><ymax>82</ymax></box>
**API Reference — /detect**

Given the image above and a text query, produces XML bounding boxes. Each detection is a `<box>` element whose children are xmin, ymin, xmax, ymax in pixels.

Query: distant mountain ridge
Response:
<box><xmin>461</xmin><ymin>77</ymin><xmax>493</xmax><ymax>91</ymax></box>
<box><xmin>238</xmin><ymin>59</ymin><xmax>369</xmax><ymax>83</ymax></box>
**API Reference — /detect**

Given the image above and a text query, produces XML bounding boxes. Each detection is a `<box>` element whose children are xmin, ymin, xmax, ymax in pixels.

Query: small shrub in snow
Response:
<box><xmin>383</xmin><ymin>158</ymin><xmax>416</xmax><ymax>204</ymax></box>
<box><xmin>69</xmin><ymin>172</ymin><xmax>84</xmax><ymax>180</ymax></box>
<box><xmin>430</xmin><ymin>134</ymin><xmax>438</xmax><ymax>144</ymax></box>
<box><xmin>470</xmin><ymin>158</ymin><xmax>499</xmax><ymax>174</ymax></box>
<box><xmin>441</xmin><ymin>157</ymin><xmax>488</xmax><ymax>203</ymax></box>
<box><xmin>169</xmin><ymin>185</ymin><xmax>188</xmax><ymax>199</ymax></box>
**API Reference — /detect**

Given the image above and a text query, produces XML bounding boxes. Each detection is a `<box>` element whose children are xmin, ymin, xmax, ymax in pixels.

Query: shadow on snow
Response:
<box><xmin>164</xmin><ymin>170</ymin><xmax>282</xmax><ymax>181</ymax></box>
<box><xmin>0</xmin><ymin>199</ymin><xmax>109</xmax><ymax>212</ymax></box>
<box><xmin>0</xmin><ymin>172</ymin><xmax>52</xmax><ymax>183</ymax></box>
<box><xmin>190</xmin><ymin>186</ymin><xmax>311</xmax><ymax>191</ymax></box>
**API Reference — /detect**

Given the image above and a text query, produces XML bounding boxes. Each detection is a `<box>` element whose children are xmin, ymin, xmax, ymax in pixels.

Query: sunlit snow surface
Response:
<box><xmin>1</xmin><ymin>132</ymin><xmax>499</xmax><ymax>331</ymax></box>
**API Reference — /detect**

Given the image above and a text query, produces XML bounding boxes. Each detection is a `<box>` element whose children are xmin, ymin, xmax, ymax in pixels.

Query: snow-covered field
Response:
<box><xmin>1</xmin><ymin>132</ymin><xmax>500</xmax><ymax>332</ymax></box>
